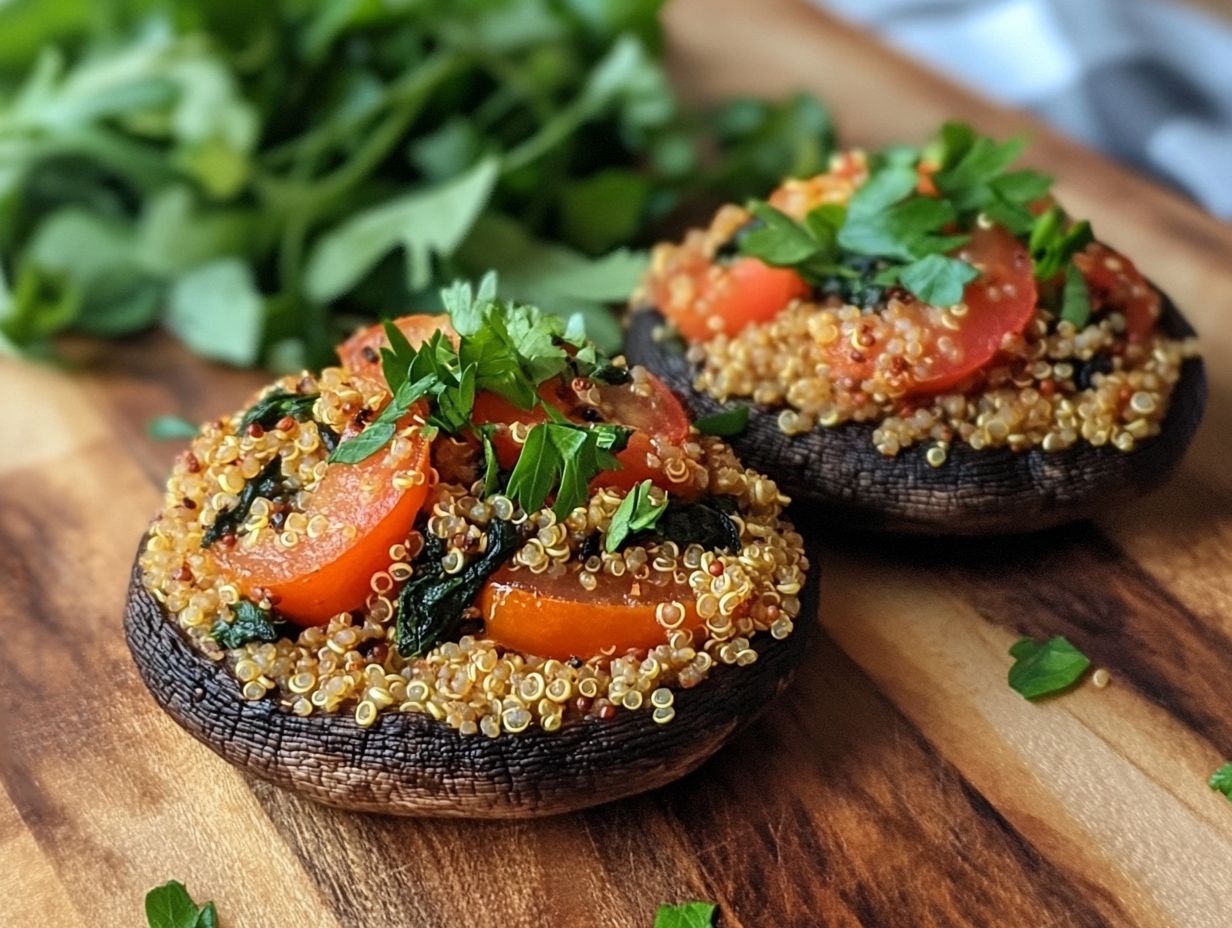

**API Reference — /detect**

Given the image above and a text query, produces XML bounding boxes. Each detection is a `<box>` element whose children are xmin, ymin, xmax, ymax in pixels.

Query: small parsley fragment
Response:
<box><xmin>1008</xmin><ymin>636</ymin><xmax>1091</xmax><ymax>700</ymax></box>
<box><xmin>654</xmin><ymin>902</ymin><xmax>718</xmax><ymax>928</ymax></box>
<box><xmin>210</xmin><ymin>600</ymin><xmax>285</xmax><ymax>650</ymax></box>
<box><xmin>606</xmin><ymin>480</ymin><xmax>668</xmax><ymax>553</ymax></box>
<box><xmin>145</xmin><ymin>880</ymin><xmax>218</xmax><ymax>928</ymax></box>
<box><xmin>147</xmin><ymin>414</ymin><xmax>198</xmax><ymax>441</ymax></box>
<box><xmin>693</xmin><ymin>405</ymin><xmax>751</xmax><ymax>437</ymax></box>
<box><xmin>1208</xmin><ymin>763</ymin><xmax>1232</xmax><ymax>801</ymax></box>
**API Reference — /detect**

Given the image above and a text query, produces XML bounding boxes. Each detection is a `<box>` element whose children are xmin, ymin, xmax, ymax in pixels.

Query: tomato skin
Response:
<box><xmin>479</xmin><ymin>571</ymin><xmax>705</xmax><ymax>660</ymax></box>
<box><xmin>217</xmin><ymin>425</ymin><xmax>431</xmax><ymax>626</ymax></box>
<box><xmin>337</xmin><ymin>314</ymin><xmax>456</xmax><ymax>380</ymax></box>
<box><xmin>1074</xmin><ymin>243</ymin><xmax>1160</xmax><ymax>339</ymax></box>
<box><xmin>654</xmin><ymin>257</ymin><xmax>810</xmax><ymax>341</ymax></box>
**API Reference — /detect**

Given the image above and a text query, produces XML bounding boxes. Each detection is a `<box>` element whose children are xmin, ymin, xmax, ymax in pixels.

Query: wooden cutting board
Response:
<box><xmin>3</xmin><ymin>1</ymin><xmax>1231</xmax><ymax>924</ymax></box>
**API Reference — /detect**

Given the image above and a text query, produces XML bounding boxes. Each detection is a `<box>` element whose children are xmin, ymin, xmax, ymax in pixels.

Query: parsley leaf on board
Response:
<box><xmin>654</xmin><ymin>902</ymin><xmax>718</xmax><ymax>928</ymax></box>
<box><xmin>145</xmin><ymin>880</ymin><xmax>218</xmax><ymax>928</ymax></box>
<box><xmin>606</xmin><ymin>480</ymin><xmax>669</xmax><ymax>552</ymax></box>
<box><xmin>693</xmin><ymin>405</ymin><xmax>751</xmax><ymax>437</ymax></box>
<box><xmin>1008</xmin><ymin>636</ymin><xmax>1092</xmax><ymax>700</ymax></box>
<box><xmin>1209</xmin><ymin>763</ymin><xmax>1232</xmax><ymax>801</ymax></box>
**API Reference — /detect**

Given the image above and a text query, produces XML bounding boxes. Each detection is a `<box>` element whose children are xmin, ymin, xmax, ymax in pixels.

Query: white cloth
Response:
<box><xmin>815</xmin><ymin>0</ymin><xmax>1232</xmax><ymax>218</ymax></box>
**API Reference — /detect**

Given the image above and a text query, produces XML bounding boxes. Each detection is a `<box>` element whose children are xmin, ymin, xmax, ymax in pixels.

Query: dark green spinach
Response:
<box><xmin>395</xmin><ymin>520</ymin><xmax>520</xmax><ymax>658</ymax></box>
<box><xmin>653</xmin><ymin>497</ymin><xmax>742</xmax><ymax>553</ymax></box>
<box><xmin>201</xmin><ymin>456</ymin><xmax>286</xmax><ymax>548</ymax></box>
<box><xmin>210</xmin><ymin>600</ymin><xmax>286</xmax><ymax>650</ymax></box>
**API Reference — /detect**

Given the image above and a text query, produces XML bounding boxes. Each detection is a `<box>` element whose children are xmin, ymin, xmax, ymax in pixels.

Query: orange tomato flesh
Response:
<box><xmin>654</xmin><ymin>257</ymin><xmax>810</xmax><ymax>341</ymax></box>
<box><xmin>479</xmin><ymin>572</ymin><xmax>705</xmax><ymax>660</ymax></box>
<box><xmin>1074</xmin><ymin>243</ymin><xmax>1160</xmax><ymax>339</ymax></box>
<box><xmin>217</xmin><ymin>427</ymin><xmax>431</xmax><ymax>625</ymax></box>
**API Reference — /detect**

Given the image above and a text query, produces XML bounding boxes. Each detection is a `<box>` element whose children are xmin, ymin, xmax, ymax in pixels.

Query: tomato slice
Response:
<box><xmin>1074</xmin><ymin>243</ymin><xmax>1160</xmax><ymax>339</ymax></box>
<box><xmin>337</xmin><ymin>314</ymin><xmax>457</xmax><ymax>380</ymax></box>
<box><xmin>216</xmin><ymin>423</ymin><xmax>432</xmax><ymax>625</ymax></box>
<box><xmin>479</xmin><ymin>567</ymin><xmax>705</xmax><ymax>660</ymax></box>
<box><xmin>470</xmin><ymin>369</ymin><xmax>691</xmax><ymax>492</ymax></box>
<box><xmin>652</xmin><ymin>257</ymin><xmax>810</xmax><ymax>341</ymax></box>
<box><xmin>826</xmin><ymin>225</ymin><xmax>1037</xmax><ymax>396</ymax></box>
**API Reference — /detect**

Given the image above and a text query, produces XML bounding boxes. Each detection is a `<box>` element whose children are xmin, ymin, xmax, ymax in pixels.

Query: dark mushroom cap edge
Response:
<box><xmin>124</xmin><ymin>550</ymin><xmax>817</xmax><ymax>818</ymax></box>
<box><xmin>625</xmin><ymin>292</ymin><xmax>1206</xmax><ymax>535</ymax></box>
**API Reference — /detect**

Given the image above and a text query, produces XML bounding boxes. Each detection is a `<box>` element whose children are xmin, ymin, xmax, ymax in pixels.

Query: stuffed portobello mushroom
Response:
<box><xmin>127</xmin><ymin>277</ymin><xmax>812</xmax><ymax>818</ymax></box>
<box><xmin>626</xmin><ymin>123</ymin><xmax>1206</xmax><ymax>534</ymax></box>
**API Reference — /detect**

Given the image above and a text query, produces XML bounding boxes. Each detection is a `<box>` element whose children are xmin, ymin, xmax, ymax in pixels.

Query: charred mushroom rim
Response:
<box><xmin>127</xmin><ymin>276</ymin><xmax>812</xmax><ymax>817</ymax></box>
<box><xmin>626</xmin><ymin>123</ymin><xmax>1206</xmax><ymax>534</ymax></box>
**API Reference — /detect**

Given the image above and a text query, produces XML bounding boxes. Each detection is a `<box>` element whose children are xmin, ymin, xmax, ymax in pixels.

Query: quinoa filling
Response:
<box><xmin>140</xmin><ymin>293</ymin><xmax>808</xmax><ymax>736</ymax></box>
<box><xmin>638</xmin><ymin>127</ymin><xmax>1199</xmax><ymax>464</ymax></box>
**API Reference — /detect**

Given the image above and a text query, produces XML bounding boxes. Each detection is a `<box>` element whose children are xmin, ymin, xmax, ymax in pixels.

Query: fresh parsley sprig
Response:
<box><xmin>331</xmin><ymin>273</ymin><xmax>636</xmax><ymax>519</ymax></box>
<box><xmin>737</xmin><ymin>122</ymin><xmax>1097</xmax><ymax>313</ymax></box>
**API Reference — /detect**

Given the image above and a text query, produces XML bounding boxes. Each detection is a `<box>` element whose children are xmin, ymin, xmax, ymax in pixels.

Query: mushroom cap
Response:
<box><xmin>625</xmin><ymin>296</ymin><xmax>1206</xmax><ymax>535</ymax></box>
<box><xmin>124</xmin><ymin>552</ymin><xmax>816</xmax><ymax>818</ymax></box>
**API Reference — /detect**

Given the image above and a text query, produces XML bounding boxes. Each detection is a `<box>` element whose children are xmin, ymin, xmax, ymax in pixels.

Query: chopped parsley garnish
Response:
<box><xmin>654</xmin><ymin>902</ymin><xmax>718</xmax><ymax>928</ymax></box>
<box><xmin>1209</xmin><ymin>763</ymin><xmax>1232</xmax><ymax>801</ymax></box>
<box><xmin>606</xmin><ymin>480</ymin><xmax>669</xmax><ymax>552</ymax></box>
<box><xmin>737</xmin><ymin>122</ymin><xmax>1095</xmax><ymax>312</ymax></box>
<box><xmin>210</xmin><ymin>600</ymin><xmax>285</xmax><ymax>650</ymax></box>
<box><xmin>693</xmin><ymin>405</ymin><xmax>751</xmax><ymax>437</ymax></box>
<box><xmin>145</xmin><ymin>880</ymin><xmax>218</xmax><ymax>928</ymax></box>
<box><xmin>331</xmin><ymin>273</ymin><xmax>636</xmax><ymax>519</ymax></box>
<box><xmin>1007</xmin><ymin>635</ymin><xmax>1091</xmax><ymax>700</ymax></box>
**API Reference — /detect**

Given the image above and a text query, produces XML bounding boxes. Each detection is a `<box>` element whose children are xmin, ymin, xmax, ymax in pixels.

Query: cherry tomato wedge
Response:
<box><xmin>479</xmin><ymin>568</ymin><xmax>705</xmax><ymax>660</ymax></box>
<box><xmin>337</xmin><ymin>314</ymin><xmax>457</xmax><ymax>380</ymax></box>
<box><xmin>652</xmin><ymin>257</ymin><xmax>810</xmax><ymax>341</ymax></box>
<box><xmin>216</xmin><ymin>423</ymin><xmax>432</xmax><ymax>625</ymax></box>
<box><xmin>826</xmin><ymin>225</ymin><xmax>1037</xmax><ymax>395</ymax></box>
<box><xmin>1074</xmin><ymin>243</ymin><xmax>1160</xmax><ymax>339</ymax></box>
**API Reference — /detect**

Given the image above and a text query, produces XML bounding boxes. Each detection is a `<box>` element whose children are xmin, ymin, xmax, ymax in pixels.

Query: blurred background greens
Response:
<box><xmin>0</xmin><ymin>0</ymin><xmax>833</xmax><ymax>369</ymax></box>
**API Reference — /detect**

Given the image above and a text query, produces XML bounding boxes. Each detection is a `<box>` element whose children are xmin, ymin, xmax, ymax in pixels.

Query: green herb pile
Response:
<box><xmin>0</xmin><ymin>0</ymin><xmax>832</xmax><ymax>368</ymax></box>
<box><xmin>737</xmin><ymin>122</ymin><xmax>1095</xmax><ymax>321</ymax></box>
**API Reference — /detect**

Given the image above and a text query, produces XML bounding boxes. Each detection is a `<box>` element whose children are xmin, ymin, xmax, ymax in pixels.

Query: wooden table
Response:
<box><xmin>4</xmin><ymin>1</ymin><xmax>1232</xmax><ymax>924</ymax></box>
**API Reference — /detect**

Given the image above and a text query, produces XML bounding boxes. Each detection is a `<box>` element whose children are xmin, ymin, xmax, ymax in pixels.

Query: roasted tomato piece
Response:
<box><xmin>651</xmin><ymin>256</ymin><xmax>810</xmax><ymax>341</ymax></box>
<box><xmin>479</xmin><ymin>567</ymin><xmax>705</xmax><ymax>660</ymax></box>
<box><xmin>1074</xmin><ymin>242</ymin><xmax>1161</xmax><ymax>339</ymax></box>
<box><xmin>826</xmin><ymin>225</ymin><xmax>1037</xmax><ymax>395</ymax></box>
<box><xmin>217</xmin><ymin>421</ymin><xmax>432</xmax><ymax>625</ymax></box>
<box><xmin>470</xmin><ymin>369</ymin><xmax>692</xmax><ymax>491</ymax></box>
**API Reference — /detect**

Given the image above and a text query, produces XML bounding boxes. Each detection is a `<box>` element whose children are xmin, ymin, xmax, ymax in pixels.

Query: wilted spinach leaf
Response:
<box><xmin>395</xmin><ymin>519</ymin><xmax>520</xmax><ymax>658</ymax></box>
<box><xmin>653</xmin><ymin>497</ymin><xmax>742</xmax><ymax>552</ymax></box>
<box><xmin>210</xmin><ymin>600</ymin><xmax>286</xmax><ymax>650</ymax></box>
<box><xmin>201</xmin><ymin>456</ymin><xmax>285</xmax><ymax>548</ymax></box>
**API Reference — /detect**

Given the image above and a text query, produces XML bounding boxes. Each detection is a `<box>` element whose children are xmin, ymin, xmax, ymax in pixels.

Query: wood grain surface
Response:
<box><xmin>3</xmin><ymin>0</ymin><xmax>1232</xmax><ymax>924</ymax></box>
